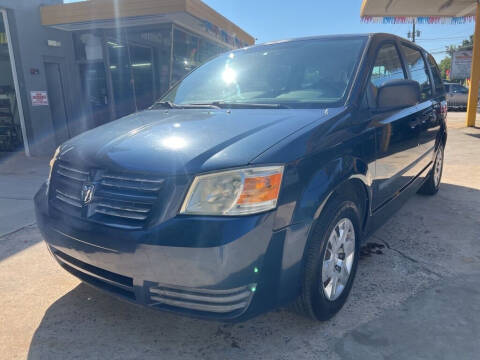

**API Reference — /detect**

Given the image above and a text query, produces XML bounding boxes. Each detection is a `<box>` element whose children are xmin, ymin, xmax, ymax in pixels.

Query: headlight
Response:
<box><xmin>180</xmin><ymin>166</ymin><xmax>284</xmax><ymax>216</ymax></box>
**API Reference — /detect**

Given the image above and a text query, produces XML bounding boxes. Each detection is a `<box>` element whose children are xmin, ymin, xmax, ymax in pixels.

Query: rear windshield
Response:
<box><xmin>159</xmin><ymin>38</ymin><xmax>367</xmax><ymax>109</ymax></box>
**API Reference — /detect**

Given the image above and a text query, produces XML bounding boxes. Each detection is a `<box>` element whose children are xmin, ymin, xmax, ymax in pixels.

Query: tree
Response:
<box><xmin>438</xmin><ymin>57</ymin><xmax>451</xmax><ymax>79</ymax></box>
<box><xmin>460</xmin><ymin>35</ymin><xmax>474</xmax><ymax>50</ymax></box>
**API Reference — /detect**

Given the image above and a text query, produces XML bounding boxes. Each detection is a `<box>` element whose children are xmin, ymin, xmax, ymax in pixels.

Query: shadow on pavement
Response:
<box><xmin>466</xmin><ymin>132</ymin><xmax>480</xmax><ymax>139</ymax></box>
<box><xmin>335</xmin><ymin>273</ymin><xmax>480</xmax><ymax>360</ymax></box>
<box><xmin>26</xmin><ymin>283</ymin><xmax>314</xmax><ymax>360</ymax></box>
<box><xmin>0</xmin><ymin>224</ymin><xmax>41</xmax><ymax>262</ymax></box>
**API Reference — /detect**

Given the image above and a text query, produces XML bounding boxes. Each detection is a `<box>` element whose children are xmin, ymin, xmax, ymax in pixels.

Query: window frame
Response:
<box><xmin>399</xmin><ymin>42</ymin><xmax>434</xmax><ymax>101</ymax></box>
<box><xmin>365</xmin><ymin>39</ymin><xmax>408</xmax><ymax>108</ymax></box>
<box><xmin>425</xmin><ymin>52</ymin><xmax>445</xmax><ymax>95</ymax></box>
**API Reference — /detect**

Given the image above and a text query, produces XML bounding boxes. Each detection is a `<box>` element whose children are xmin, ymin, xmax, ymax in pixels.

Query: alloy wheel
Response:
<box><xmin>321</xmin><ymin>218</ymin><xmax>356</xmax><ymax>301</ymax></box>
<box><xmin>434</xmin><ymin>148</ymin><xmax>443</xmax><ymax>188</ymax></box>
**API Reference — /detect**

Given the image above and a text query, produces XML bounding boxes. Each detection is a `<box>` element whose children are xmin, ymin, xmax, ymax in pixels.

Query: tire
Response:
<box><xmin>418</xmin><ymin>144</ymin><xmax>444</xmax><ymax>195</ymax></box>
<box><xmin>295</xmin><ymin>196</ymin><xmax>361</xmax><ymax>321</ymax></box>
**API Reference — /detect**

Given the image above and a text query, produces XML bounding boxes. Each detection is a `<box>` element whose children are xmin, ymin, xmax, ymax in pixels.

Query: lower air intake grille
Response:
<box><xmin>52</xmin><ymin>248</ymin><xmax>136</xmax><ymax>300</ymax></box>
<box><xmin>148</xmin><ymin>283</ymin><xmax>254</xmax><ymax>314</ymax></box>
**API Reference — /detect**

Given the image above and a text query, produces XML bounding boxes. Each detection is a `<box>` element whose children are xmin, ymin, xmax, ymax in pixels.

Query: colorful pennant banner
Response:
<box><xmin>361</xmin><ymin>16</ymin><xmax>475</xmax><ymax>24</ymax></box>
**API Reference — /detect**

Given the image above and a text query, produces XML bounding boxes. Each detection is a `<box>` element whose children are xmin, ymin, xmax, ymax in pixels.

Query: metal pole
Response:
<box><xmin>412</xmin><ymin>20</ymin><xmax>416</xmax><ymax>42</ymax></box>
<box><xmin>1</xmin><ymin>9</ymin><xmax>30</xmax><ymax>156</ymax></box>
<box><xmin>466</xmin><ymin>1</ymin><xmax>480</xmax><ymax>127</ymax></box>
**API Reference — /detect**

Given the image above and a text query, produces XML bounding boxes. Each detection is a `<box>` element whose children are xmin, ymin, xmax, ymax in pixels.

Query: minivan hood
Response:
<box><xmin>59</xmin><ymin>108</ymin><xmax>341</xmax><ymax>175</ymax></box>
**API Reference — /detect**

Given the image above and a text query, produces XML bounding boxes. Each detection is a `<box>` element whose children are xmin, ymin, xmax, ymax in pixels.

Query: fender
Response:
<box><xmin>274</xmin><ymin>155</ymin><xmax>373</xmax><ymax>231</ymax></box>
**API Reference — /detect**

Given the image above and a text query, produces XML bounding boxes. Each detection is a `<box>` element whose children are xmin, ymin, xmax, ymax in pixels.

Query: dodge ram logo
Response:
<box><xmin>81</xmin><ymin>184</ymin><xmax>95</xmax><ymax>205</ymax></box>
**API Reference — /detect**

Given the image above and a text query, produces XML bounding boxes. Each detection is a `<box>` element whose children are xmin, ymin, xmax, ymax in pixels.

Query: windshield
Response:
<box><xmin>159</xmin><ymin>37</ymin><xmax>366</xmax><ymax>109</ymax></box>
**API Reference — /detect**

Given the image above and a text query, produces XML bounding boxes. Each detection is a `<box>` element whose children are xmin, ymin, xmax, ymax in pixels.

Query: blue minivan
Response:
<box><xmin>35</xmin><ymin>33</ymin><xmax>447</xmax><ymax>321</ymax></box>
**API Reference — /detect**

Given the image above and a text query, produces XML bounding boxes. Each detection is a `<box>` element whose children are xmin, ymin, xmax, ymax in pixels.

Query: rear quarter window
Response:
<box><xmin>426</xmin><ymin>54</ymin><xmax>445</xmax><ymax>94</ymax></box>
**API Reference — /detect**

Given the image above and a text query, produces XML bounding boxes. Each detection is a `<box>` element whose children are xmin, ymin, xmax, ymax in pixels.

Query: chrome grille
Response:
<box><xmin>101</xmin><ymin>174</ymin><xmax>164</xmax><ymax>192</ymax></box>
<box><xmin>50</xmin><ymin>162</ymin><xmax>86</xmax><ymax>217</ymax></box>
<box><xmin>50</xmin><ymin>161</ymin><xmax>164</xmax><ymax>228</ymax></box>
<box><xmin>57</xmin><ymin>164</ymin><xmax>89</xmax><ymax>182</ymax></box>
<box><xmin>148</xmin><ymin>284</ymin><xmax>254</xmax><ymax>314</ymax></box>
<box><xmin>56</xmin><ymin>189</ymin><xmax>82</xmax><ymax>208</ymax></box>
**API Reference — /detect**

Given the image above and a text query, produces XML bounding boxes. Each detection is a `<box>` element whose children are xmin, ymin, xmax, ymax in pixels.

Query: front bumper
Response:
<box><xmin>35</xmin><ymin>183</ymin><xmax>309</xmax><ymax>320</ymax></box>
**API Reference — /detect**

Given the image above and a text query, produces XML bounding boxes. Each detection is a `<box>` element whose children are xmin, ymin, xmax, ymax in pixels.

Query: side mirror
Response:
<box><xmin>375</xmin><ymin>79</ymin><xmax>420</xmax><ymax>112</ymax></box>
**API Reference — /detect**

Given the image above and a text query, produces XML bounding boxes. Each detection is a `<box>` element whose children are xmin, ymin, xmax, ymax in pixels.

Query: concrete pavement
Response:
<box><xmin>0</xmin><ymin>152</ymin><xmax>49</xmax><ymax>237</ymax></box>
<box><xmin>0</xmin><ymin>113</ymin><xmax>479</xmax><ymax>360</ymax></box>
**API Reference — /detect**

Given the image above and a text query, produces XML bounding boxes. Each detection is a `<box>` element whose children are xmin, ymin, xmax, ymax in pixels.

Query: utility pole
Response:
<box><xmin>407</xmin><ymin>19</ymin><xmax>420</xmax><ymax>42</ymax></box>
<box><xmin>466</xmin><ymin>1</ymin><xmax>480</xmax><ymax>127</ymax></box>
<box><xmin>412</xmin><ymin>20</ymin><xmax>416</xmax><ymax>42</ymax></box>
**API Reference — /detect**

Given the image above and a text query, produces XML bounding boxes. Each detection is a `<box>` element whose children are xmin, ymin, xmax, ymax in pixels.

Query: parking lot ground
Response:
<box><xmin>0</xmin><ymin>152</ymin><xmax>49</xmax><ymax>237</ymax></box>
<box><xmin>1</xmin><ymin>113</ymin><xmax>479</xmax><ymax>360</ymax></box>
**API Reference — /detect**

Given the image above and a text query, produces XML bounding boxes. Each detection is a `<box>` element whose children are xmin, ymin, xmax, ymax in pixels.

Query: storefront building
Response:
<box><xmin>0</xmin><ymin>0</ymin><xmax>254</xmax><ymax>157</ymax></box>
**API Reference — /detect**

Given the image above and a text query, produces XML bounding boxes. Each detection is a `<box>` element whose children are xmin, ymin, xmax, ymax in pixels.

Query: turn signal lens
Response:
<box><xmin>237</xmin><ymin>173</ymin><xmax>282</xmax><ymax>204</ymax></box>
<box><xmin>180</xmin><ymin>166</ymin><xmax>284</xmax><ymax>216</ymax></box>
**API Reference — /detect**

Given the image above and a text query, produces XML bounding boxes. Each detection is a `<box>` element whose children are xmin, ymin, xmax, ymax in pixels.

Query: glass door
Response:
<box><xmin>79</xmin><ymin>62</ymin><xmax>110</xmax><ymax>127</ymax></box>
<box><xmin>107</xmin><ymin>39</ymin><xmax>136</xmax><ymax>119</ymax></box>
<box><xmin>130</xmin><ymin>44</ymin><xmax>154</xmax><ymax>111</ymax></box>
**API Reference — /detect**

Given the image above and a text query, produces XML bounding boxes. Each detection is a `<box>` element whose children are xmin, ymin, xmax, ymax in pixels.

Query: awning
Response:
<box><xmin>40</xmin><ymin>0</ymin><xmax>255</xmax><ymax>46</ymax></box>
<box><xmin>361</xmin><ymin>0</ymin><xmax>477</xmax><ymax>23</ymax></box>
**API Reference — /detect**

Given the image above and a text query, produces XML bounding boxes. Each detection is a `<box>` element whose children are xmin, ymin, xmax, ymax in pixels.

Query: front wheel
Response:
<box><xmin>295</xmin><ymin>197</ymin><xmax>361</xmax><ymax>321</ymax></box>
<box><xmin>418</xmin><ymin>144</ymin><xmax>444</xmax><ymax>195</ymax></box>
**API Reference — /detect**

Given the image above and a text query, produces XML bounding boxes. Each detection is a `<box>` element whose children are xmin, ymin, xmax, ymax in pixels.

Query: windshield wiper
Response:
<box><xmin>153</xmin><ymin>101</ymin><xmax>289</xmax><ymax>110</ymax></box>
<box><xmin>152</xmin><ymin>101</ymin><xmax>220</xmax><ymax>109</ymax></box>
<box><xmin>202</xmin><ymin>101</ymin><xmax>290</xmax><ymax>109</ymax></box>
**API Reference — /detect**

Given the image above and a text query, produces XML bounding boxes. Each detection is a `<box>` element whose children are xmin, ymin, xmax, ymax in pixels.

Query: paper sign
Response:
<box><xmin>451</xmin><ymin>50</ymin><xmax>472</xmax><ymax>80</ymax></box>
<box><xmin>31</xmin><ymin>91</ymin><xmax>49</xmax><ymax>106</ymax></box>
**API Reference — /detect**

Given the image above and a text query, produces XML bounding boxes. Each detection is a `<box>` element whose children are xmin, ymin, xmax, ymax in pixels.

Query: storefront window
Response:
<box><xmin>172</xmin><ymin>28</ymin><xmax>200</xmax><ymax>84</ymax></box>
<box><xmin>107</xmin><ymin>39</ymin><xmax>135</xmax><ymax>118</ymax></box>
<box><xmin>105</xmin><ymin>26</ymin><xmax>171</xmax><ymax>118</ymax></box>
<box><xmin>130</xmin><ymin>26</ymin><xmax>171</xmax><ymax>100</ymax></box>
<box><xmin>130</xmin><ymin>44</ymin><xmax>154</xmax><ymax>111</ymax></box>
<box><xmin>78</xmin><ymin>25</ymin><xmax>228</xmax><ymax>124</ymax></box>
<box><xmin>74</xmin><ymin>32</ymin><xmax>104</xmax><ymax>61</ymax></box>
<box><xmin>79</xmin><ymin>62</ymin><xmax>110</xmax><ymax>127</ymax></box>
<box><xmin>198</xmin><ymin>39</ymin><xmax>228</xmax><ymax>63</ymax></box>
<box><xmin>172</xmin><ymin>27</ymin><xmax>228</xmax><ymax>84</ymax></box>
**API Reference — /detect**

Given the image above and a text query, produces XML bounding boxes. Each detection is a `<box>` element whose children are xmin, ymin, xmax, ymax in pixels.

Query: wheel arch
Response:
<box><xmin>273</xmin><ymin>159</ymin><xmax>373</xmax><ymax>307</ymax></box>
<box><xmin>310</xmin><ymin>166</ymin><xmax>372</xmax><ymax>234</ymax></box>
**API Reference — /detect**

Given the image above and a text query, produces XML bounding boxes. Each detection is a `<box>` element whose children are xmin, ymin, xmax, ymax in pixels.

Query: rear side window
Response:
<box><xmin>401</xmin><ymin>45</ymin><xmax>432</xmax><ymax>101</ymax></box>
<box><xmin>426</xmin><ymin>54</ymin><xmax>445</xmax><ymax>94</ymax></box>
